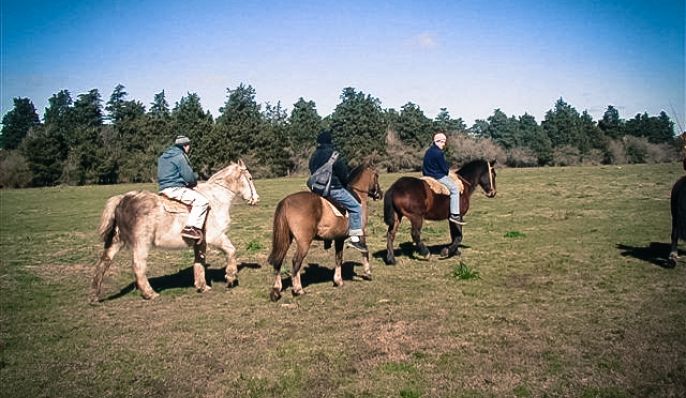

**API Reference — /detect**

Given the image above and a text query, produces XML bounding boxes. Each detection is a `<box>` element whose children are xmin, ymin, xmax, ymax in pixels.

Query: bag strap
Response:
<box><xmin>313</xmin><ymin>151</ymin><xmax>339</xmax><ymax>174</ymax></box>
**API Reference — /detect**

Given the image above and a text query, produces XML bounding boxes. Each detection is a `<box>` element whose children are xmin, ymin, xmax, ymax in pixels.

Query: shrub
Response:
<box><xmin>0</xmin><ymin>150</ymin><xmax>32</xmax><ymax>188</ymax></box>
<box><xmin>507</xmin><ymin>147</ymin><xmax>538</xmax><ymax>167</ymax></box>
<box><xmin>552</xmin><ymin>145</ymin><xmax>581</xmax><ymax>166</ymax></box>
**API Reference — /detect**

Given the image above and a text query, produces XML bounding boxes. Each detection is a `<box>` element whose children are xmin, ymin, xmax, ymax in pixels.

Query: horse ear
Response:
<box><xmin>490</xmin><ymin>159</ymin><xmax>496</xmax><ymax>167</ymax></box>
<box><xmin>237</xmin><ymin>159</ymin><xmax>245</xmax><ymax>168</ymax></box>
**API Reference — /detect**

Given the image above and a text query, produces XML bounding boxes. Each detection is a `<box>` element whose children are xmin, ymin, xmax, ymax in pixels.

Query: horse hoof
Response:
<box><xmin>440</xmin><ymin>248</ymin><xmax>449</xmax><ymax>257</ymax></box>
<box><xmin>361</xmin><ymin>273</ymin><xmax>372</xmax><ymax>281</ymax></box>
<box><xmin>142</xmin><ymin>291</ymin><xmax>159</xmax><ymax>300</ymax></box>
<box><xmin>333</xmin><ymin>280</ymin><xmax>344</xmax><ymax>288</ymax></box>
<box><xmin>292</xmin><ymin>288</ymin><xmax>305</xmax><ymax>297</ymax></box>
<box><xmin>385</xmin><ymin>257</ymin><xmax>396</xmax><ymax>266</ymax></box>
<box><xmin>418</xmin><ymin>252</ymin><xmax>431</xmax><ymax>261</ymax></box>
<box><xmin>226</xmin><ymin>278</ymin><xmax>239</xmax><ymax>289</ymax></box>
<box><xmin>196</xmin><ymin>285</ymin><xmax>212</xmax><ymax>293</ymax></box>
<box><xmin>270</xmin><ymin>289</ymin><xmax>282</xmax><ymax>302</ymax></box>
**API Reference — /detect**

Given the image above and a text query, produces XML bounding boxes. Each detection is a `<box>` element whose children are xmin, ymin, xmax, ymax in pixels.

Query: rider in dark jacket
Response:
<box><xmin>308</xmin><ymin>130</ymin><xmax>368</xmax><ymax>252</ymax></box>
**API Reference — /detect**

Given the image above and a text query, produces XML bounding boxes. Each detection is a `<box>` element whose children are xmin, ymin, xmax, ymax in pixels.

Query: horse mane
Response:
<box><xmin>457</xmin><ymin>159</ymin><xmax>488</xmax><ymax>179</ymax></box>
<box><xmin>207</xmin><ymin>162</ymin><xmax>238</xmax><ymax>184</ymax></box>
<box><xmin>348</xmin><ymin>163</ymin><xmax>367</xmax><ymax>184</ymax></box>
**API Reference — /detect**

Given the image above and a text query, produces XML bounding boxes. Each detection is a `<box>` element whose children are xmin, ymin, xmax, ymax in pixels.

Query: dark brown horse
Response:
<box><xmin>383</xmin><ymin>159</ymin><xmax>497</xmax><ymax>264</ymax></box>
<box><xmin>268</xmin><ymin>164</ymin><xmax>382</xmax><ymax>301</ymax></box>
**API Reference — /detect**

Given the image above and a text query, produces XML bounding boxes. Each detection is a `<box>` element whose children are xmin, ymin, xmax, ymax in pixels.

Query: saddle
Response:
<box><xmin>420</xmin><ymin>170</ymin><xmax>465</xmax><ymax>195</ymax></box>
<box><xmin>319</xmin><ymin>197</ymin><xmax>347</xmax><ymax>218</ymax></box>
<box><xmin>159</xmin><ymin>193</ymin><xmax>191</xmax><ymax>214</ymax></box>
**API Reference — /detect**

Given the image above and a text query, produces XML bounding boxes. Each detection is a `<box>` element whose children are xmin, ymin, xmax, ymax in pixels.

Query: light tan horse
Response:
<box><xmin>267</xmin><ymin>164</ymin><xmax>382</xmax><ymax>301</ymax></box>
<box><xmin>90</xmin><ymin>160</ymin><xmax>259</xmax><ymax>302</ymax></box>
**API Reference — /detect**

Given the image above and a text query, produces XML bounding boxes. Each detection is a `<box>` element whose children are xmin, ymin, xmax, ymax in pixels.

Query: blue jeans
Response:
<box><xmin>327</xmin><ymin>187</ymin><xmax>363</xmax><ymax>236</ymax></box>
<box><xmin>438</xmin><ymin>175</ymin><xmax>461</xmax><ymax>215</ymax></box>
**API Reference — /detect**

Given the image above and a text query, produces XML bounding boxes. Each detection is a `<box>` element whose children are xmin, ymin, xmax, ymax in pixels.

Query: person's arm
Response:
<box><xmin>334</xmin><ymin>157</ymin><xmax>350</xmax><ymax>186</ymax></box>
<box><xmin>177</xmin><ymin>154</ymin><xmax>198</xmax><ymax>187</ymax></box>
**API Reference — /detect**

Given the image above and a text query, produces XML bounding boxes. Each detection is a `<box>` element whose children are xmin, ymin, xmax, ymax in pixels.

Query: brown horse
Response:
<box><xmin>267</xmin><ymin>164</ymin><xmax>382</xmax><ymax>301</ymax></box>
<box><xmin>90</xmin><ymin>160</ymin><xmax>259</xmax><ymax>302</ymax></box>
<box><xmin>383</xmin><ymin>159</ymin><xmax>497</xmax><ymax>264</ymax></box>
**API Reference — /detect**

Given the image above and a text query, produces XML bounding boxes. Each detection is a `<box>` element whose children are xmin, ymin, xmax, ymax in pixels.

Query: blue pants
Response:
<box><xmin>438</xmin><ymin>175</ymin><xmax>461</xmax><ymax>215</ymax></box>
<box><xmin>327</xmin><ymin>187</ymin><xmax>363</xmax><ymax>236</ymax></box>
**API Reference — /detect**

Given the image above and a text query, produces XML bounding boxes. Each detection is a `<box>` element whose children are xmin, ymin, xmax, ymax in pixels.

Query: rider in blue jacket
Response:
<box><xmin>157</xmin><ymin>135</ymin><xmax>209</xmax><ymax>240</ymax></box>
<box><xmin>422</xmin><ymin>132</ymin><xmax>465</xmax><ymax>225</ymax></box>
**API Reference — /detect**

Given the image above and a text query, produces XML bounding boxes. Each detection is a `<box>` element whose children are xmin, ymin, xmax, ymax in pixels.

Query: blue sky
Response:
<box><xmin>2</xmin><ymin>0</ymin><xmax>684</xmax><ymax>130</ymax></box>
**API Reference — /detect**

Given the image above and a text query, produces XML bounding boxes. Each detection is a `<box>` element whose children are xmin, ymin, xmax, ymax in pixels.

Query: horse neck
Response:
<box><xmin>197</xmin><ymin>182</ymin><xmax>236</xmax><ymax>218</ymax></box>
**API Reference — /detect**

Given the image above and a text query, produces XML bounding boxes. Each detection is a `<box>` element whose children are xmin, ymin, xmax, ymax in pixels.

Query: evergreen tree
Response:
<box><xmin>598</xmin><ymin>105</ymin><xmax>624</xmax><ymax>139</ymax></box>
<box><xmin>22</xmin><ymin>90</ymin><xmax>74</xmax><ymax>185</ymax></box>
<box><xmin>517</xmin><ymin>113</ymin><xmax>552</xmax><ymax>165</ymax></box>
<box><xmin>393</xmin><ymin>102</ymin><xmax>433</xmax><ymax>148</ymax></box>
<box><xmin>434</xmin><ymin>108</ymin><xmax>466</xmax><ymax>133</ymax></box>
<box><xmin>171</xmin><ymin>92</ymin><xmax>214</xmax><ymax>175</ymax></box>
<box><xmin>542</xmin><ymin>98</ymin><xmax>587</xmax><ymax>152</ymax></box>
<box><xmin>62</xmin><ymin>89</ymin><xmax>106</xmax><ymax>184</ymax></box>
<box><xmin>486</xmin><ymin>109</ymin><xmax>519</xmax><ymax>149</ymax></box>
<box><xmin>261</xmin><ymin>102</ymin><xmax>293</xmax><ymax>176</ymax></box>
<box><xmin>149</xmin><ymin>90</ymin><xmax>170</xmax><ymax>120</ymax></box>
<box><xmin>329</xmin><ymin>87</ymin><xmax>386</xmax><ymax>163</ymax></box>
<box><xmin>287</xmin><ymin>97</ymin><xmax>322</xmax><ymax>150</ymax></box>
<box><xmin>105</xmin><ymin>84</ymin><xmax>128</xmax><ymax>124</ymax></box>
<box><xmin>1</xmin><ymin>97</ymin><xmax>40</xmax><ymax>150</ymax></box>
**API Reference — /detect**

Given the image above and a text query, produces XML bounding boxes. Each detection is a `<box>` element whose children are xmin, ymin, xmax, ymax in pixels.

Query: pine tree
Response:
<box><xmin>1</xmin><ymin>97</ymin><xmax>40</xmax><ymax>150</ymax></box>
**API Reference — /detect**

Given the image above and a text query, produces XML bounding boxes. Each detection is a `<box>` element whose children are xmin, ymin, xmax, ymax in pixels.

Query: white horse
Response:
<box><xmin>90</xmin><ymin>160</ymin><xmax>259</xmax><ymax>302</ymax></box>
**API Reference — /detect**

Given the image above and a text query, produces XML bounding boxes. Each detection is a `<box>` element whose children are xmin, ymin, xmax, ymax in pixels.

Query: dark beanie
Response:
<box><xmin>317</xmin><ymin>130</ymin><xmax>332</xmax><ymax>144</ymax></box>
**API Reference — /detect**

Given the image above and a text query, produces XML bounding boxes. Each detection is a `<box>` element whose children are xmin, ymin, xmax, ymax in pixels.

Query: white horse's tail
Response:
<box><xmin>98</xmin><ymin>194</ymin><xmax>126</xmax><ymax>247</ymax></box>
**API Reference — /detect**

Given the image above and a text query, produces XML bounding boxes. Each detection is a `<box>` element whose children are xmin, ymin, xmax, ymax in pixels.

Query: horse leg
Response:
<box><xmin>385</xmin><ymin>214</ymin><xmax>402</xmax><ymax>265</ymax></box>
<box><xmin>131</xmin><ymin>244</ymin><xmax>158</xmax><ymax>300</ymax></box>
<box><xmin>409</xmin><ymin>216</ymin><xmax>430</xmax><ymax>260</ymax></box>
<box><xmin>89</xmin><ymin>239</ymin><xmax>123</xmax><ymax>303</ymax></box>
<box><xmin>669</xmin><ymin>223</ymin><xmax>679</xmax><ymax>267</ymax></box>
<box><xmin>270</xmin><ymin>266</ymin><xmax>284</xmax><ymax>302</ymax></box>
<box><xmin>193</xmin><ymin>242</ymin><xmax>211</xmax><ymax>293</ymax></box>
<box><xmin>359</xmin><ymin>236</ymin><xmax>372</xmax><ymax>280</ymax></box>
<box><xmin>291</xmin><ymin>237</ymin><xmax>312</xmax><ymax>296</ymax></box>
<box><xmin>441</xmin><ymin>222</ymin><xmax>463</xmax><ymax>258</ymax></box>
<box><xmin>215</xmin><ymin>234</ymin><xmax>239</xmax><ymax>288</ymax></box>
<box><xmin>333</xmin><ymin>239</ymin><xmax>344</xmax><ymax>287</ymax></box>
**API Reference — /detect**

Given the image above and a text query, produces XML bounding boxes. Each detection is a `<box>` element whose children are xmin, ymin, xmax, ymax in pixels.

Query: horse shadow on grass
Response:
<box><xmin>616</xmin><ymin>242</ymin><xmax>683</xmax><ymax>269</ymax></box>
<box><xmin>278</xmin><ymin>261</ymin><xmax>366</xmax><ymax>291</ymax></box>
<box><xmin>372</xmin><ymin>242</ymin><xmax>470</xmax><ymax>264</ymax></box>
<box><xmin>103</xmin><ymin>262</ymin><xmax>262</xmax><ymax>301</ymax></box>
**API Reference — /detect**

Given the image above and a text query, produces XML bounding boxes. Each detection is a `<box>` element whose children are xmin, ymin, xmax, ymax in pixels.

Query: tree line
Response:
<box><xmin>0</xmin><ymin>83</ymin><xmax>680</xmax><ymax>188</ymax></box>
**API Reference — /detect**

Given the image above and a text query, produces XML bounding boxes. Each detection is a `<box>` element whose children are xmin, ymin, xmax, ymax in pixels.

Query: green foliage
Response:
<box><xmin>0</xmin><ymin>150</ymin><xmax>32</xmax><ymax>187</ymax></box>
<box><xmin>1</xmin><ymin>97</ymin><xmax>39</xmax><ymax>150</ymax></box>
<box><xmin>504</xmin><ymin>230</ymin><xmax>526</xmax><ymax>238</ymax></box>
<box><xmin>450</xmin><ymin>261</ymin><xmax>481</xmax><ymax>280</ymax></box>
<box><xmin>329</xmin><ymin>87</ymin><xmax>387</xmax><ymax>163</ymax></box>
<box><xmin>393</xmin><ymin>102</ymin><xmax>434</xmax><ymax>148</ymax></box>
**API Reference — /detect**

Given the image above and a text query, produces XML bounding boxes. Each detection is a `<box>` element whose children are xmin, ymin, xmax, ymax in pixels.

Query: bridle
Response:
<box><xmin>350</xmin><ymin>169</ymin><xmax>382</xmax><ymax>200</ymax></box>
<box><xmin>210</xmin><ymin>167</ymin><xmax>258</xmax><ymax>203</ymax></box>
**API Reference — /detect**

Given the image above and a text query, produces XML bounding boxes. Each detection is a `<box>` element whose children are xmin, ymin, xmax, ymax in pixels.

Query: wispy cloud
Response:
<box><xmin>411</xmin><ymin>32</ymin><xmax>439</xmax><ymax>49</ymax></box>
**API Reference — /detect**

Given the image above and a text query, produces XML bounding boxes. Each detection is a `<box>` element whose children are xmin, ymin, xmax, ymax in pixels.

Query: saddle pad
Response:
<box><xmin>420</xmin><ymin>171</ymin><xmax>464</xmax><ymax>195</ymax></box>
<box><xmin>159</xmin><ymin>194</ymin><xmax>191</xmax><ymax>214</ymax></box>
<box><xmin>319</xmin><ymin>197</ymin><xmax>346</xmax><ymax>218</ymax></box>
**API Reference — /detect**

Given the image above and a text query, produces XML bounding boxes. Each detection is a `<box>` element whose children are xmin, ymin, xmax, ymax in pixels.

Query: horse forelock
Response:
<box><xmin>458</xmin><ymin>159</ymin><xmax>492</xmax><ymax>187</ymax></box>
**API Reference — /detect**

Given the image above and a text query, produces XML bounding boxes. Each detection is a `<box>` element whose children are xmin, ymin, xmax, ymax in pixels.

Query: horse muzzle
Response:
<box><xmin>485</xmin><ymin>190</ymin><xmax>496</xmax><ymax>198</ymax></box>
<box><xmin>247</xmin><ymin>195</ymin><xmax>260</xmax><ymax>206</ymax></box>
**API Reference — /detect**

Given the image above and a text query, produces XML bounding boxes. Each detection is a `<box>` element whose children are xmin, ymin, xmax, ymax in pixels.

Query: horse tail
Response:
<box><xmin>268</xmin><ymin>199</ymin><xmax>292</xmax><ymax>268</ymax></box>
<box><xmin>672</xmin><ymin>176</ymin><xmax>686</xmax><ymax>240</ymax></box>
<box><xmin>383</xmin><ymin>185</ymin><xmax>397</xmax><ymax>227</ymax></box>
<box><xmin>98</xmin><ymin>194</ymin><xmax>126</xmax><ymax>248</ymax></box>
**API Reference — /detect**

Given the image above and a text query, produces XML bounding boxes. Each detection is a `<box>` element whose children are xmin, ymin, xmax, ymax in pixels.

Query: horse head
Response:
<box><xmin>458</xmin><ymin>159</ymin><xmax>497</xmax><ymax>198</ymax></box>
<box><xmin>350</xmin><ymin>163</ymin><xmax>383</xmax><ymax>200</ymax></box>
<box><xmin>208</xmin><ymin>159</ymin><xmax>260</xmax><ymax>205</ymax></box>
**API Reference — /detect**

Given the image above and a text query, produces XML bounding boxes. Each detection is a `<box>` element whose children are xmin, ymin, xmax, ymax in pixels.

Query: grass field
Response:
<box><xmin>1</xmin><ymin>163</ymin><xmax>685</xmax><ymax>397</ymax></box>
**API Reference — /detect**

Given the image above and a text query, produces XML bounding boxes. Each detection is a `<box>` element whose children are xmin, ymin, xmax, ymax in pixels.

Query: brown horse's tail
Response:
<box><xmin>383</xmin><ymin>186</ymin><xmax>397</xmax><ymax>227</ymax></box>
<box><xmin>98</xmin><ymin>194</ymin><xmax>125</xmax><ymax>248</ymax></box>
<box><xmin>268</xmin><ymin>199</ymin><xmax>292</xmax><ymax>269</ymax></box>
